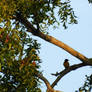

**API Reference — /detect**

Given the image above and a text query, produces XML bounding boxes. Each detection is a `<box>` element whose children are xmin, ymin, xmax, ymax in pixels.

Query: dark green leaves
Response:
<box><xmin>0</xmin><ymin>0</ymin><xmax>77</xmax><ymax>31</ymax></box>
<box><xmin>76</xmin><ymin>75</ymin><xmax>92</xmax><ymax>92</ymax></box>
<box><xmin>58</xmin><ymin>1</ymin><xmax>77</xmax><ymax>29</ymax></box>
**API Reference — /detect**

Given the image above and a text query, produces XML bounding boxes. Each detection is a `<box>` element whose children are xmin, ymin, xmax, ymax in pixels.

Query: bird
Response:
<box><xmin>63</xmin><ymin>59</ymin><xmax>69</xmax><ymax>69</ymax></box>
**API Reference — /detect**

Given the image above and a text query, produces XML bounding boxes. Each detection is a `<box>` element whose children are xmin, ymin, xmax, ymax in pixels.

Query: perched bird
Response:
<box><xmin>63</xmin><ymin>59</ymin><xmax>69</xmax><ymax>69</ymax></box>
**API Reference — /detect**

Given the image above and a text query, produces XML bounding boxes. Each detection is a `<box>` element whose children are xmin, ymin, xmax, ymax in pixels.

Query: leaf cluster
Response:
<box><xmin>0</xmin><ymin>27</ymin><xmax>41</xmax><ymax>92</ymax></box>
<box><xmin>76</xmin><ymin>74</ymin><xmax>92</xmax><ymax>92</ymax></box>
<box><xmin>0</xmin><ymin>0</ymin><xmax>77</xmax><ymax>30</ymax></box>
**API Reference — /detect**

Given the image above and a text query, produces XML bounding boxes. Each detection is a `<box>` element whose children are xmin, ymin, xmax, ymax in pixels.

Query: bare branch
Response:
<box><xmin>51</xmin><ymin>63</ymin><xmax>92</xmax><ymax>88</ymax></box>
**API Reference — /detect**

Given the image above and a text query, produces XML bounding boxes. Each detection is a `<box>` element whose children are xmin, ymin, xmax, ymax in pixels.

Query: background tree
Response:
<box><xmin>76</xmin><ymin>74</ymin><xmax>92</xmax><ymax>92</ymax></box>
<box><xmin>0</xmin><ymin>0</ymin><xmax>92</xmax><ymax>92</ymax></box>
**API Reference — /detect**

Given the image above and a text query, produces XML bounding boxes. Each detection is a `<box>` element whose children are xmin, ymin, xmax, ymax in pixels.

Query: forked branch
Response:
<box><xmin>51</xmin><ymin>62</ymin><xmax>92</xmax><ymax>88</ymax></box>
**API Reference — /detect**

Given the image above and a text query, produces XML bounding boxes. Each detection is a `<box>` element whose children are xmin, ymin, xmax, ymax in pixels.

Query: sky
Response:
<box><xmin>33</xmin><ymin>0</ymin><xmax>92</xmax><ymax>92</ymax></box>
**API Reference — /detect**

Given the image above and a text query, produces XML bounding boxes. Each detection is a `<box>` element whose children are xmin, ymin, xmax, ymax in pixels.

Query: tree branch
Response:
<box><xmin>15</xmin><ymin>13</ymin><xmax>88</xmax><ymax>63</ymax></box>
<box><xmin>15</xmin><ymin>14</ymin><xmax>92</xmax><ymax>91</ymax></box>
<box><xmin>51</xmin><ymin>63</ymin><xmax>92</xmax><ymax>88</ymax></box>
<box><xmin>36</xmin><ymin>73</ymin><xmax>62</xmax><ymax>92</ymax></box>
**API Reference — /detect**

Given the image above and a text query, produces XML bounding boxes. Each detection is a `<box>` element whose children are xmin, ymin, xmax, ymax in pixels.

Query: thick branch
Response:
<box><xmin>39</xmin><ymin>34</ymin><xmax>88</xmax><ymax>62</ymax></box>
<box><xmin>51</xmin><ymin>63</ymin><xmax>92</xmax><ymax>88</ymax></box>
<box><xmin>15</xmin><ymin>14</ymin><xmax>88</xmax><ymax>62</ymax></box>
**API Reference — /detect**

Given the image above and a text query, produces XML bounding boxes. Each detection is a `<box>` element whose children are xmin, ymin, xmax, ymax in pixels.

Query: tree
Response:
<box><xmin>0</xmin><ymin>0</ymin><xmax>92</xmax><ymax>92</ymax></box>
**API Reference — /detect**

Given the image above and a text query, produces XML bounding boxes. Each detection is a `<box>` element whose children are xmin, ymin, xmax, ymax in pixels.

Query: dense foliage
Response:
<box><xmin>0</xmin><ymin>28</ymin><xmax>41</xmax><ymax>91</ymax></box>
<box><xmin>0</xmin><ymin>0</ymin><xmax>78</xmax><ymax>92</ymax></box>
<box><xmin>0</xmin><ymin>0</ymin><xmax>77</xmax><ymax>30</ymax></box>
